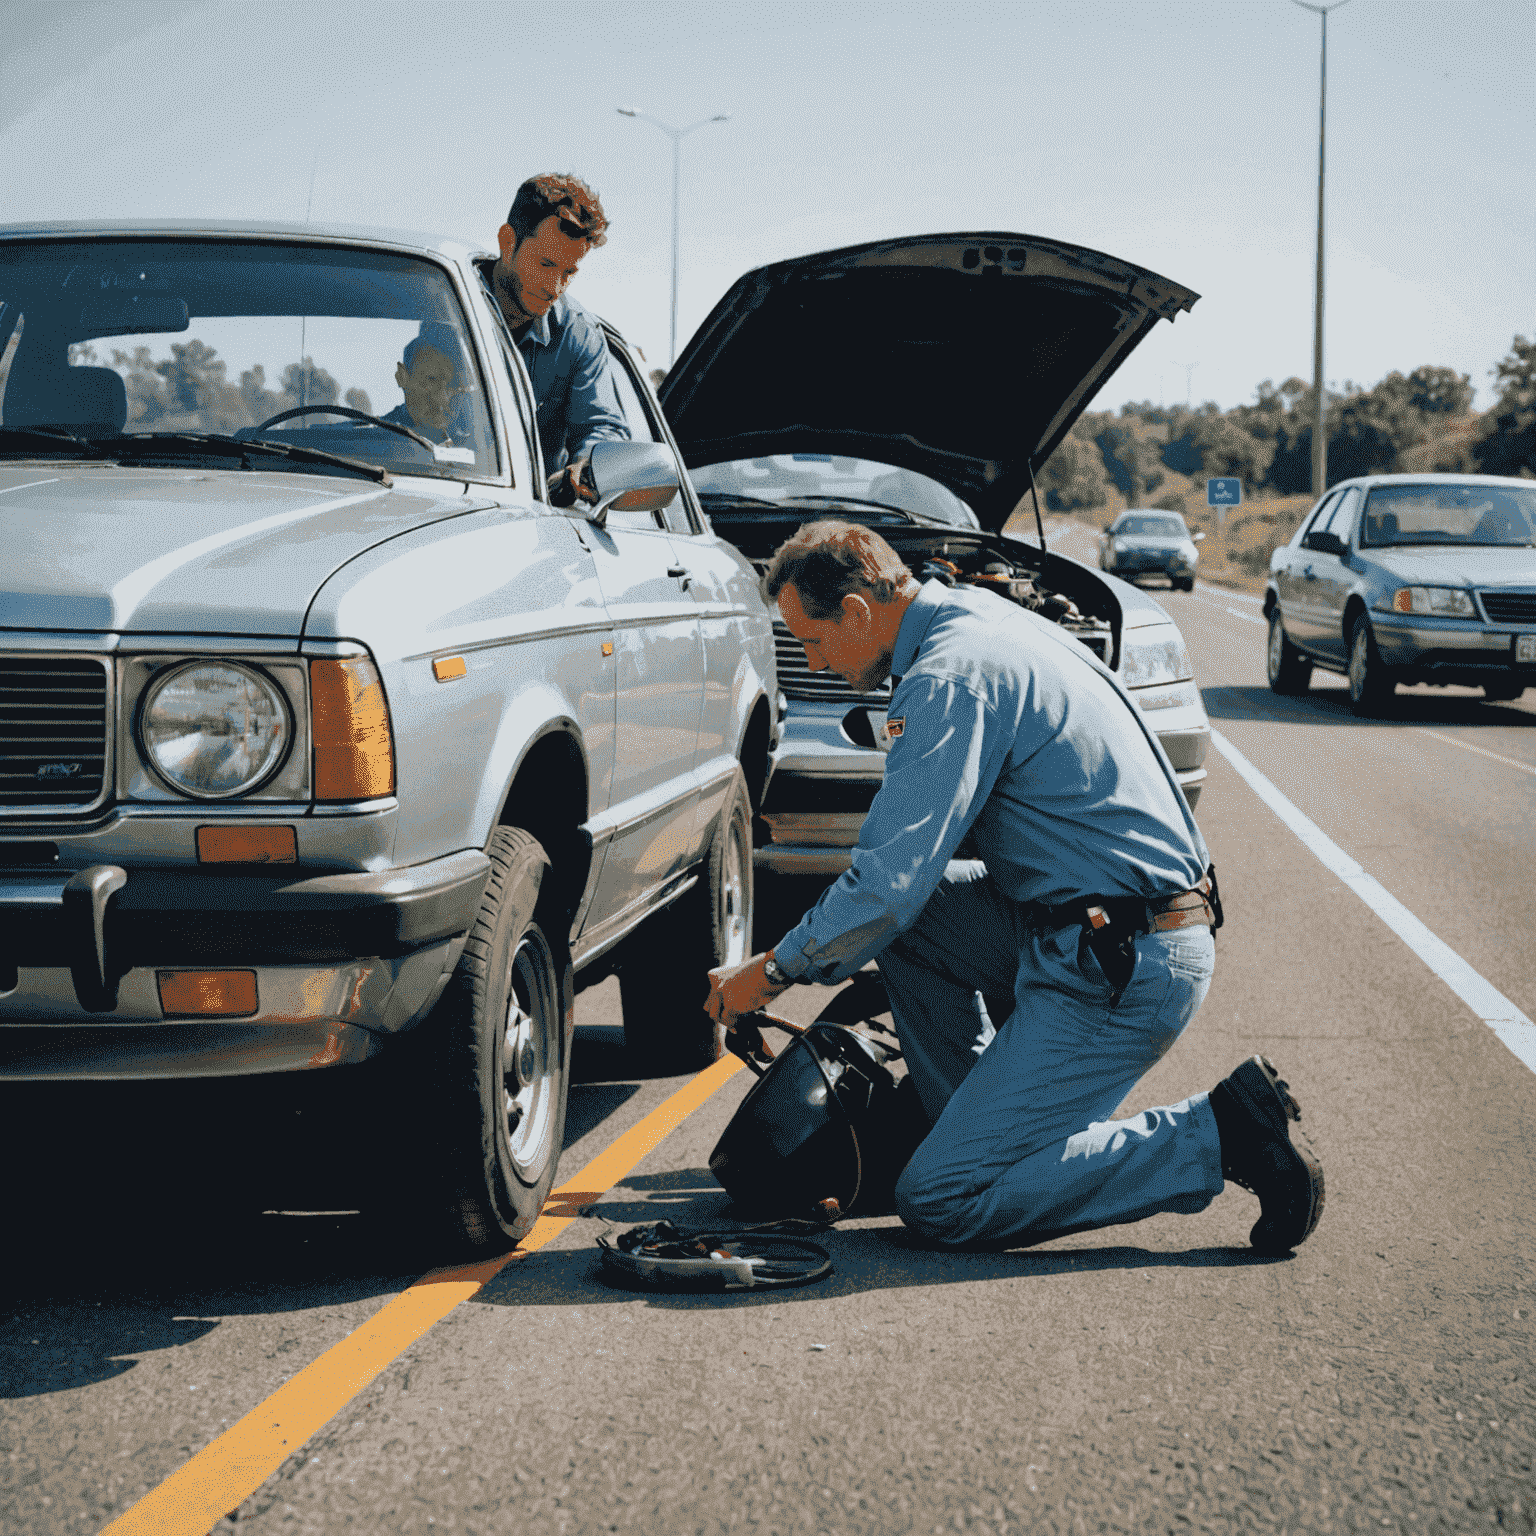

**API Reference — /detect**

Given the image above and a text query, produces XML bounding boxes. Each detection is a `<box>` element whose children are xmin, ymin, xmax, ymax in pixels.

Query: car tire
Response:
<box><xmin>1267</xmin><ymin>610</ymin><xmax>1312</xmax><ymax>695</ymax></box>
<box><xmin>1347</xmin><ymin>614</ymin><xmax>1396</xmax><ymax>717</ymax></box>
<box><xmin>1482</xmin><ymin>681</ymin><xmax>1526</xmax><ymax>702</ymax></box>
<box><xmin>1175</xmin><ymin>577</ymin><xmax>1195</xmax><ymax>592</ymax></box>
<box><xmin>620</xmin><ymin>766</ymin><xmax>754</xmax><ymax>1072</ymax></box>
<box><xmin>404</xmin><ymin>827</ymin><xmax>571</xmax><ymax>1252</ymax></box>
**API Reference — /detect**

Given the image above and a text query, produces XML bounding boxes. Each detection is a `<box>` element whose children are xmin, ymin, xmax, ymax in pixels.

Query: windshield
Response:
<box><xmin>1361</xmin><ymin>483</ymin><xmax>1536</xmax><ymax>548</ymax></box>
<box><xmin>0</xmin><ymin>238</ymin><xmax>496</xmax><ymax>482</ymax></box>
<box><xmin>1115</xmin><ymin>515</ymin><xmax>1186</xmax><ymax>538</ymax></box>
<box><xmin>693</xmin><ymin>453</ymin><xmax>979</xmax><ymax>528</ymax></box>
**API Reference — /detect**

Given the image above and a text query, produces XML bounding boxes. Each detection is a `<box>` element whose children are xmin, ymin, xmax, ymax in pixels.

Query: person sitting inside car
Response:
<box><xmin>382</xmin><ymin>323</ymin><xmax>466</xmax><ymax>444</ymax></box>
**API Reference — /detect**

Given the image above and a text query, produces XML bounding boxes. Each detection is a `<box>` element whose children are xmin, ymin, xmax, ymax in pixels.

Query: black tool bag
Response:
<box><xmin>709</xmin><ymin>1002</ymin><xmax>926</xmax><ymax>1221</ymax></box>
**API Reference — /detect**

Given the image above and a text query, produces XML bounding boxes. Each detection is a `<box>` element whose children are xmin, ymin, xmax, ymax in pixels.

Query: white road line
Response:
<box><xmin>1198</xmin><ymin>581</ymin><xmax>1263</xmax><ymax>605</ymax></box>
<box><xmin>1414</xmin><ymin>728</ymin><xmax>1536</xmax><ymax>777</ymax></box>
<box><xmin>1224</xmin><ymin>606</ymin><xmax>1265</xmax><ymax>624</ymax></box>
<box><xmin>1210</xmin><ymin>728</ymin><xmax>1536</xmax><ymax>1077</ymax></box>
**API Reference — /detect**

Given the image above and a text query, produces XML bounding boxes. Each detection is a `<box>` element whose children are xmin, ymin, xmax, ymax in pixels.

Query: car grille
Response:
<box><xmin>0</xmin><ymin>656</ymin><xmax>111</xmax><ymax>811</ymax></box>
<box><xmin>773</xmin><ymin>621</ymin><xmax>891</xmax><ymax>705</ymax></box>
<box><xmin>1480</xmin><ymin>591</ymin><xmax>1536</xmax><ymax>624</ymax></box>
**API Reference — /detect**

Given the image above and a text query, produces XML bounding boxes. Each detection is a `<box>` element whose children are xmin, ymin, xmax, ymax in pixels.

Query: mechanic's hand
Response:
<box><xmin>705</xmin><ymin>952</ymin><xmax>790</xmax><ymax>1031</ymax></box>
<box><xmin>546</xmin><ymin>459</ymin><xmax>596</xmax><ymax>507</ymax></box>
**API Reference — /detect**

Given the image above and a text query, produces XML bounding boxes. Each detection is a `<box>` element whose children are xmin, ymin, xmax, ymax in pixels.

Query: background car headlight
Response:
<box><xmin>139</xmin><ymin>661</ymin><xmax>291</xmax><ymax>799</ymax></box>
<box><xmin>1390</xmin><ymin>586</ymin><xmax>1476</xmax><ymax>617</ymax></box>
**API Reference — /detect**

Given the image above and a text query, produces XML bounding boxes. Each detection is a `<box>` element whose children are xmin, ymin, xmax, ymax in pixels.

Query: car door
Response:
<box><xmin>577</xmin><ymin>358</ymin><xmax>706</xmax><ymax>929</ymax></box>
<box><xmin>1273</xmin><ymin>494</ymin><xmax>1333</xmax><ymax>645</ymax></box>
<box><xmin>1289</xmin><ymin>492</ymin><xmax>1346</xmax><ymax>654</ymax></box>
<box><xmin>1310</xmin><ymin>486</ymin><xmax>1363</xmax><ymax>663</ymax></box>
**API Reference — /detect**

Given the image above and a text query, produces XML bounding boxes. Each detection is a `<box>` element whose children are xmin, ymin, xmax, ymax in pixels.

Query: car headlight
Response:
<box><xmin>1119</xmin><ymin>628</ymin><xmax>1194</xmax><ymax>688</ymax></box>
<box><xmin>139</xmin><ymin>661</ymin><xmax>292</xmax><ymax>799</ymax></box>
<box><xmin>1390</xmin><ymin>586</ymin><xmax>1476</xmax><ymax>618</ymax></box>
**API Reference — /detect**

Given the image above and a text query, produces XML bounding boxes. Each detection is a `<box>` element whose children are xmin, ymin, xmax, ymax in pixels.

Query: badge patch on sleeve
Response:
<box><xmin>886</xmin><ymin>716</ymin><xmax>904</xmax><ymax>738</ymax></box>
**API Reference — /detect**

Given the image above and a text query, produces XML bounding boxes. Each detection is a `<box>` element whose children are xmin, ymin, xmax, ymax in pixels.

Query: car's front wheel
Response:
<box><xmin>407</xmin><ymin>827</ymin><xmax>571</xmax><ymax>1251</ymax></box>
<box><xmin>620</xmin><ymin>767</ymin><xmax>753</xmax><ymax>1072</ymax></box>
<box><xmin>1347</xmin><ymin>614</ymin><xmax>1396</xmax><ymax>717</ymax></box>
<box><xmin>1267</xmin><ymin>610</ymin><xmax>1312</xmax><ymax>695</ymax></box>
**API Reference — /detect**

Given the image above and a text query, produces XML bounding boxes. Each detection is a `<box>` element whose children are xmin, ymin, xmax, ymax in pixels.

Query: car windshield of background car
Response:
<box><xmin>693</xmin><ymin>454</ymin><xmax>979</xmax><ymax>528</ymax></box>
<box><xmin>1118</xmin><ymin>515</ymin><xmax>1186</xmax><ymax>538</ymax></box>
<box><xmin>1361</xmin><ymin>484</ymin><xmax>1536</xmax><ymax>548</ymax></box>
<box><xmin>0</xmin><ymin>240</ymin><xmax>498</xmax><ymax>483</ymax></box>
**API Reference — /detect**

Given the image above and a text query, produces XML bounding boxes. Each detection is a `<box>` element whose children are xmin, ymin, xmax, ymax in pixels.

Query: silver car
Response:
<box><xmin>0</xmin><ymin>220</ymin><xmax>776</xmax><ymax>1248</ymax></box>
<box><xmin>1100</xmin><ymin>509</ymin><xmax>1204</xmax><ymax>591</ymax></box>
<box><xmin>658</xmin><ymin>232</ymin><xmax>1213</xmax><ymax>873</ymax></box>
<box><xmin>1264</xmin><ymin>473</ymin><xmax>1536</xmax><ymax>714</ymax></box>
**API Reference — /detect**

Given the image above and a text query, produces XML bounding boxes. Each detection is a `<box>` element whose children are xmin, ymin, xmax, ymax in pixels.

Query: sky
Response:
<box><xmin>2</xmin><ymin>0</ymin><xmax>1532</xmax><ymax>414</ymax></box>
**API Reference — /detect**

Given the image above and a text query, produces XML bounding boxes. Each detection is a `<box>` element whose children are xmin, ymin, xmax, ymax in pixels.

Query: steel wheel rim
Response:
<box><xmin>719</xmin><ymin>812</ymin><xmax>750</xmax><ymax>967</ymax></box>
<box><xmin>500</xmin><ymin>930</ymin><xmax>558</xmax><ymax>1178</ymax></box>
<box><xmin>1349</xmin><ymin>627</ymin><xmax>1368</xmax><ymax>700</ymax></box>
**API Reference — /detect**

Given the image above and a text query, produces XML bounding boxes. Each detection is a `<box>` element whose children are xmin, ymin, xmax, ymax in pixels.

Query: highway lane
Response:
<box><xmin>4</xmin><ymin>537</ymin><xmax>1535</xmax><ymax>1534</ymax></box>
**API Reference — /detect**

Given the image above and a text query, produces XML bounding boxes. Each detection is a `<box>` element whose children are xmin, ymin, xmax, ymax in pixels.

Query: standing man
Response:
<box><xmin>485</xmin><ymin>174</ymin><xmax>628</xmax><ymax>503</ymax></box>
<box><xmin>706</xmin><ymin>521</ymin><xmax>1325</xmax><ymax>1256</ymax></box>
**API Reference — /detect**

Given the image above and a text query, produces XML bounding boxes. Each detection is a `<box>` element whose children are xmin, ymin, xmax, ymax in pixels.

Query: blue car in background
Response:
<box><xmin>1264</xmin><ymin>474</ymin><xmax>1536</xmax><ymax>715</ymax></box>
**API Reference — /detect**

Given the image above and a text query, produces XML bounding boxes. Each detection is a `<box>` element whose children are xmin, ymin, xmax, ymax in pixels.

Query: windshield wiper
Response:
<box><xmin>0</xmin><ymin>425</ymin><xmax>97</xmax><ymax>452</ymax></box>
<box><xmin>102</xmin><ymin>432</ymin><xmax>390</xmax><ymax>484</ymax></box>
<box><xmin>698</xmin><ymin>493</ymin><xmax>783</xmax><ymax>509</ymax></box>
<box><xmin>777</xmin><ymin>495</ymin><xmax>917</xmax><ymax>520</ymax></box>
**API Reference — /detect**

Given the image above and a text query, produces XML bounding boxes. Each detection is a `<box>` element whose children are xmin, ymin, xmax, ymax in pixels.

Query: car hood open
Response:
<box><xmin>659</xmin><ymin>232</ymin><xmax>1198</xmax><ymax>531</ymax></box>
<box><xmin>0</xmin><ymin>465</ymin><xmax>487</xmax><ymax>634</ymax></box>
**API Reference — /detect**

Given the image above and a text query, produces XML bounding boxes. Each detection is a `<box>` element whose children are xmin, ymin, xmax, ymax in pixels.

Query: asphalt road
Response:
<box><xmin>4</xmin><ymin>532</ymin><xmax>1534</xmax><ymax>1535</ymax></box>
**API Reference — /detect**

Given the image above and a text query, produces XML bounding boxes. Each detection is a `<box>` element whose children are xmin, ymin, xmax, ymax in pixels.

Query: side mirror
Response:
<box><xmin>1308</xmin><ymin>530</ymin><xmax>1348</xmax><ymax>557</ymax></box>
<box><xmin>1192</xmin><ymin>531</ymin><xmax>1206</xmax><ymax>543</ymax></box>
<box><xmin>579</xmin><ymin>440</ymin><xmax>680</xmax><ymax>528</ymax></box>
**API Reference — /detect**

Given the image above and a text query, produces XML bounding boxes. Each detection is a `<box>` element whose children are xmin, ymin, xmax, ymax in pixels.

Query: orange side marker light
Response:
<box><xmin>158</xmin><ymin>970</ymin><xmax>258</xmax><ymax>1017</ymax></box>
<box><xmin>196</xmin><ymin>826</ymin><xmax>297</xmax><ymax>864</ymax></box>
<box><xmin>432</xmin><ymin>655</ymin><xmax>467</xmax><ymax>682</ymax></box>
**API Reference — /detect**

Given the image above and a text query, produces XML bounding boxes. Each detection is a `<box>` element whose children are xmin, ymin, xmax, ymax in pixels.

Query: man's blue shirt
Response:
<box><xmin>477</xmin><ymin>264</ymin><xmax>629</xmax><ymax>477</ymax></box>
<box><xmin>774</xmin><ymin>580</ymin><xmax>1210</xmax><ymax>985</ymax></box>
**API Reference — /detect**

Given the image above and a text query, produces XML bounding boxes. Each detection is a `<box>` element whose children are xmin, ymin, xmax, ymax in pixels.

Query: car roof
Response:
<box><xmin>0</xmin><ymin>218</ymin><xmax>494</xmax><ymax>265</ymax></box>
<box><xmin>1330</xmin><ymin>473</ymin><xmax>1535</xmax><ymax>490</ymax></box>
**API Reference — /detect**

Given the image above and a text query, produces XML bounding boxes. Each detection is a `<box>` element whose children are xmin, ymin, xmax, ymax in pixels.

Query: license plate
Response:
<box><xmin>1518</xmin><ymin>634</ymin><xmax>1536</xmax><ymax>665</ymax></box>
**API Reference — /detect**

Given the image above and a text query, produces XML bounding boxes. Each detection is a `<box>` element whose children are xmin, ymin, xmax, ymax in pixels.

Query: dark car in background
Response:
<box><xmin>1264</xmin><ymin>473</ymin><xmax>1536</xmax><ymax>715</ymax></box>
<box><xmin>659</xmin><ymin>232</ymin><xmax>1213</xmax><ymax>872</ymax></box>
<box><xmin>1100</xmin><ymin>509</ymin><xmax>1204</xmax><ymax>590</ymax></box>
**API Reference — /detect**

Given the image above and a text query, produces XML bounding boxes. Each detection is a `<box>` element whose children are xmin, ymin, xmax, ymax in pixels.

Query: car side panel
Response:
<box><xmin>305</xmin><ymin>507</ymin><xmax>616</xmax><ymax>869</ymax></box>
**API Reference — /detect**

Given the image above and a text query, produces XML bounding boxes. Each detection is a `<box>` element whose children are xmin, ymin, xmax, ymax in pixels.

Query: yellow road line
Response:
<box><xmin>101</xmin><ymin>1054</ymin><xmax>744</xmax><ymax>1536</ymax></box>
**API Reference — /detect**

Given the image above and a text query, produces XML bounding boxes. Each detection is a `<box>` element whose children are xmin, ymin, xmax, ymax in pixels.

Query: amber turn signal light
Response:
<box><xmin>310</xmin><ymin>656</ymin><xmax>395</xmax><ymax>800</ymax></box>
<box><xmin>432</xmin><ymin>655</ymin><xmax>467</xmax><ymax>682</ymax></box>
<box><xmin>196</xmin><ymin>825</ymin><xmax>297</xmax><ymax>864</ymax></box>
<box><xmin>157</xmin><ymin>970</ymin><xmax>258</xmax><ymax>1017</ymax></box>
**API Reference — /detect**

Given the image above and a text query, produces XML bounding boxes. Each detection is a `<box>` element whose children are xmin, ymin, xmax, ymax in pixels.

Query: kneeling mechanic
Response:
<box><xmin>705</xmin><ymin>521</ymin><xmax>1324</xmax><ymax>1254</ymax></box>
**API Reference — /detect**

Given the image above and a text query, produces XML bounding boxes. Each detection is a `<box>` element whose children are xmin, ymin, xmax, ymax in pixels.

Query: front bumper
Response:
<box><xmin>1373</xmin><ymin>614</ymin><xmax>1536</xmax><ymax>682</ymax></box>
<box><xmin>0</xmin><ymin>849</ymin><xmax>489</xmax><ymax>1077</ymax></box>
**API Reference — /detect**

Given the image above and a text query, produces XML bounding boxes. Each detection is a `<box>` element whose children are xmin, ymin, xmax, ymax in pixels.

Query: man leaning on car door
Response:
<box><xmin>480</xmin><ymin>173</ymin><xmax>628</xmax><ymax>505</ymax></box>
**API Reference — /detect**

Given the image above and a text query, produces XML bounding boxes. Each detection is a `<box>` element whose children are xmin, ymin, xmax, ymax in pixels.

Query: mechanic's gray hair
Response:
<box><xmin>763</xmin><ymin>520</ymin><xmax>915</xmax><ymax>620</ymax></box>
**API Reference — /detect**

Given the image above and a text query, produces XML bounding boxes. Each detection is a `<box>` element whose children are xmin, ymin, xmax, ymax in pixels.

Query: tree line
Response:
<box><xmin>1039</xmin><ymin>333</ymin><xmax>1536</xmax><ymax>512</ymax></box>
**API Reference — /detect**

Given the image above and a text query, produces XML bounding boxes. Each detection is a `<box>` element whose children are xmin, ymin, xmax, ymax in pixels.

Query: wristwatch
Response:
<box><xmin>762</xmin><ymin>952</ymin><xmax>794</xmax><ymax>988</ymax></box>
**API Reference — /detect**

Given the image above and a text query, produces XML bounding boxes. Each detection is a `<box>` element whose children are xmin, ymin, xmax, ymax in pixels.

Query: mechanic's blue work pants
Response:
<box><xmin>878</xmin><ymin>861</ymin><xmax>1224</xmax><ymax>1248</ymax></box>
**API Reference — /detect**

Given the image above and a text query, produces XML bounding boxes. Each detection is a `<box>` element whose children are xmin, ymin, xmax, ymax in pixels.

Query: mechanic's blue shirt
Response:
<box><xmin>774</xmin><ymin>580</ymin><xmax>1210</xmax><ymax>985</ymax></box>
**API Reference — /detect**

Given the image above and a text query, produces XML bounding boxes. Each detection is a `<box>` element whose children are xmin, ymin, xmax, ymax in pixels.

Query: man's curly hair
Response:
<box><xmin>507</xmin><ymin>173</ymin><xmax>609</xmax><ymax>248</ymax></box>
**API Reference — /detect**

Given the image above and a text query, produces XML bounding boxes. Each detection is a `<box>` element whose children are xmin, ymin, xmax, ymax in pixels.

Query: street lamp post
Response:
<box><xmin>1292</xmin><ymin>0</ymin><xmax>1349</xmax><ymax>497</ymax></box>
<box><xmin>616</xmin><ymin>107</ymin><xmax>731</xmax><ymax>368</ymax></box>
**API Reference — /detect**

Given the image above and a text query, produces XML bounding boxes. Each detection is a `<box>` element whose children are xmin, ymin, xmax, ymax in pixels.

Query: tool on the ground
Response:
<box><xmin>596</xmin><ymin>1219</ymin><xmax>833</xmax><ymax>1291</ymax></box>
<box><xmin>709</xmin><ymin>978</ymin><xmax>926</xmax><ymax>1221</ymax></box>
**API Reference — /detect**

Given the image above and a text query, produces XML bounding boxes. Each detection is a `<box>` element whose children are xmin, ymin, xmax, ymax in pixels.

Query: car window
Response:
<box><xmin>0</xmin><ymin>239</ymin><xmax>500</xmax><ymax>483</ymax></box>
<box><xmin>1361</xmin><ymin>482</ymin><xmax>1536</xmax><ymax>548</ymax></box>
<box><xmin>692</xmin><ymin>454</ymin><xmax>979</xmax><ymax>529</ymax></box>
<box><xmin>605</xmin><ymin>347</ymin><xmax>694</xmax><ymax>534</ymax></box>
<box><xmin>1115</xmin><ymin>515</ymin><xmax>1186</xmax><ymax>537</ymax></box>
<box><xmin>1322</xmin><ymin>487</ymin><xmax>1362</xmax><ymax>546</ymax></box>
<box><xmin>1299</xmin><ymin>492</ymin><xmax>1340</xmax><ymax>549</ymax></box>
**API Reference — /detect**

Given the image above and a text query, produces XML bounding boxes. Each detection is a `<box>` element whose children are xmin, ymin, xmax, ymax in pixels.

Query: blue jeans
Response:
<box><xmin>878</xmin><ymin>861</ymin><xmax>1224</xmax><ymax>1248</ymax></box>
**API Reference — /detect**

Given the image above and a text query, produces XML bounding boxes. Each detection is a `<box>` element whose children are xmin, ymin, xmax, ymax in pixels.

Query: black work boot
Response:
<box><xmin>1209</xmin><ymin>1055</ymin><xmax>1325</xmax><ymax>1255</ymax></box>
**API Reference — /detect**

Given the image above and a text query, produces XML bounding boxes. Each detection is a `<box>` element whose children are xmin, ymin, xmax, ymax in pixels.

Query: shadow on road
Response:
<box><xmin>1202</xmin><ymin>683</ymin><xmax>1536</xmax><ymax>729</ymax></box>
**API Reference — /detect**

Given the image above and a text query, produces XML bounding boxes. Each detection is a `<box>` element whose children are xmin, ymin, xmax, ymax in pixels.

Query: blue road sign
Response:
<box><xmin>1207</xmin><ymin>477</ymin><xmax>1242</xmax><ymax>506</ymax></box>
